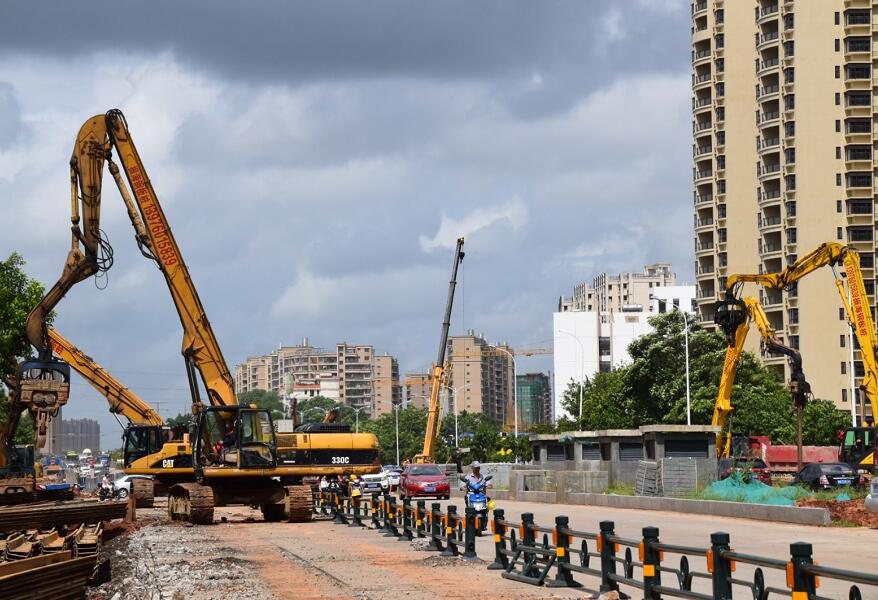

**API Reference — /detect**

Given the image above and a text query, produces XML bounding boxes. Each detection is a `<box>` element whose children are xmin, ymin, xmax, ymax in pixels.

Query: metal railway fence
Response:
<box><xmin>313</xmin><ymin>488</ymin><xmax>878</xmax><ymax>599</ymax></box>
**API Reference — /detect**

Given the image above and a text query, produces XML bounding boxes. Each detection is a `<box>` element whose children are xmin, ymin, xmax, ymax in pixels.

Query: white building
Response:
<box><xmin>552</xmin><ymin>283</ymin><xmax>695</xmax><ymax>419</ymax></box>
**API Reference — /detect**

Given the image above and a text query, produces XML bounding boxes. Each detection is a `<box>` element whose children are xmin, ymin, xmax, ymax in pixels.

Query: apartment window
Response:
<box><xmin>717</xmin><ymin>204</ymin><xmax>727</xmax><ymax>218</ymax></box>
<box><xmin>837</xmin><ymin>173</ymin><xmax>843</xmax><ymax>186</ymax></box>
<box><xmin>785</xmin><ymin>148</ymin><xmax>796</xmax><ymax>164</ymax></box>
<box><xmin>784</xmin><ymin>14</ymin><xmax>794</xmax><ymax>30</ymax></box>
<box><xmin>846</xmin><ymin>64</ymin><xmax>871</xmax><ymax>79</ymax></box>
<box><xmin>717</xmin><ymin>131</ymin><xmax>726</xmax><ymax>145</ymax></box>
<box><xmin>716</xmin><ymin>58</ymin><xmax>725</xmax><ymax>72</ymax></box>
<box><xmin>717</xmin><ymin>155</ymin><xmax>726</xmax><ymax>169</ymax></box>
<box><xmin>785</xmin><ymin>121</ymin><xmax>795</xmax><ymax>137</ymax></box>
<box><xmin>848</xmin><ymin>226</ymin><xmax>874</xmax><ymax>242</ymax></box>
<box><xmin>841</xmin><ymin>335</ymin><xmax>847</xmax><ymax>348</ymax></box>
<box><xmin>847</xmin><ymin>145</ymin><xmax>872</xmax><ymax>160</ymax></box>
<box><xmin>835</xmin><ymin>93</ymin><xmax>841</xmax><ymax>106</ymax></box>
<box><xmin>836</xmin><ymin>120</ymin><xmax>841</xmax><ymax>133</ymax></box>
<box><xmin>783</xmin><ymin>95</ymin><xmax>795</xmax><ymax>111</ymax></box>
<box><xmin>784</xmin><ymin>41</ymin><xmax>794</xmax><ymax>57</ymax></box>
<box><xmin>866</xmin><ymin>280</ymin><xmax>876</xmax><ymax>296</ymax></box>
<box><xmin>785</xmin><ymin>175</ymin><xmax>796</xmax><ymax>190</ymax></box>
<box><xmin>716</xmin><ymin>34</ymin><xmax>724</xmax><ymax>49</ymax></box>
<box><xmin>847</xmin><ymin>118</ymin><xmax>871</xmax><ymax>133</ymax></box>
<box><xmin>716</xmin><ymin>106</ymin><xmax>725</xmax><ymax>121</ymax></box>
<box><xmin>838</xmin><ymin>227</ymin><xmax>844</xmax><ymax>240</ymax></box>
<box><xmin>835</xmin><ymin>39</ymin><xmax>841</xmax><ymax>52</ymax></box>
<box><xmin>846</xmin><ymin>37</ymin><xmax>871</xmax><ymax>52</ymax></box>
<box><xmin>717</xmin><ymin>180</ymin><xmax>726</xmax><ymax>194</ymax></box>
<box><xmin>837</xmin><ymin>200</ymin><xmax>843</xmax><ymax>212</ymax></box>
<box><xmin>788</xmin><ymin>308</ymin><xmax>799</xmax><ymax>324</ymax></box>
<box><xmin>718</xmin><ymin>252</ymin><xmax>728</xmax><ymax>267</ymax></box>
<box><xmin>789</xmin><ymin>335</ymin><xmax>799</xmax><ymax>350</ymax></box>
<box><xmin>847</xmin><ymin>172</ymin><xmax>873</xmax><ymax>187</ymax></box>
<box><xmin>856</xmin><ymin>361</ymin><xmax>866</xmax><ymax>377</ymax></box>
<box><xmin>784</xmin><ymin>68</ymin><xmax>795</xmax><ymax>84</ymax></box>
<box><xmin>835</xmin><ymin>66</ymin><xmax>841</xmax><ymax>79</ymax></box>
<box><xmin>835</xmin><ymin>12</ymin><xmax>840</xmax><ymax>25</ymax></box>
<box><xmin>836</xmin><ymin>146</ymin><xmax>842</xmax><ymax>159</ymax></box>
<box><xmin>842</xmin><ymin>362</ymin><xmax>847</xmax><ymax>375</ymax></box>
<box><xmin>716</xmin><ymin>9</ymin><xmax>724</xmax><ymax>24</ymax></box>
<box><xmin>786</xmin><ymin>202</ymin><xmax>796</xmax><ymax>217</ymax></box>
<box><xmin>842</xmin><ymin>389</ymin><xmax>848</xmax><ymax>403</ymax></box>
<box><xmin>846</xmin><ymin>91</ymin><xmax>871</xmax><ymax>106</ymax></box>
<box><xmin>860</xmin><ymin>252</ymin><xmax>875</xmax><ymax>269</ymax></box>
<box><xmin>847</xmin><ymin>11</ymin><xmax>871</xmax><ymax>26</ymax></box>
<box><xmin>840</xmin><ymin>307</ymin><xmax>846</xmax><ymax>320</ymax></box>
<box><xmin>718</xmin><ymin>228</ymin><xmax>727</xmax><ymax>243</ymax></box>
<box><xmin>716</xmin><ymin>82</ymin><xmax>725</xmax><ymax>97</ymax></box>
<box><xmin>786</xmin><ymin>228</ymin><xmax>797</xmax><ymax>244</ymax></box>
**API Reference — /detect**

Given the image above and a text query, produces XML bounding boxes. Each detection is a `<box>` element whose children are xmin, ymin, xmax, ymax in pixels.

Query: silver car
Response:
<box><xmin>866</xmin><ymin>478</ymin><xmax>878</xmax><ymax>514</ymax></box>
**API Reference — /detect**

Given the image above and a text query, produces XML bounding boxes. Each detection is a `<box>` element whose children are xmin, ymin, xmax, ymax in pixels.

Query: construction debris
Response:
<box><xmin>0</xmin><ymin>500</ymin><xmax>126</xmax><ymax>533</ymax></box>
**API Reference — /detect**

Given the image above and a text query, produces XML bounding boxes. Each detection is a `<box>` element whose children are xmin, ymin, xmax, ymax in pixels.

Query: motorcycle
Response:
<box><xmin>98</xmin><ymin>483</ymin><xmax>126</xmax><ymax>501</ymax></box>
<box><xmin>459</xmin><ymin>474</ymin><xmax>493</xmax><ymax>535</ymax></box>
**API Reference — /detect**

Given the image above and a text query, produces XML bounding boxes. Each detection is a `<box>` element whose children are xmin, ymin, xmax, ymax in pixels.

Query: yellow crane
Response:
<box><xmin>413</xmin><ymin>237</ymin><xmax>464</xmax><ymax>463</ymax></box>
<box><xmin>712</xmin><ymin>296</ymin><xmax>809</xmax><ymax>458</ymax></box>
<box><xmin>12</xmin><ymin>110</ymin><xmax>380</xmax><ymax>522</ymax></box>
<box><xmin>720</xmin><ymin>242</ymin><xmax>878</xmax><ymax>467</ymax></box>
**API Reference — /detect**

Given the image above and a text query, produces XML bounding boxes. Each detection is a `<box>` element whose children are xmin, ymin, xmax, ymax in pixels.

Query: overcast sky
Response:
<box><xmin>0</xmin><ymin>1</ymin><xmax>693</xmax><ymax>447</ymax></box>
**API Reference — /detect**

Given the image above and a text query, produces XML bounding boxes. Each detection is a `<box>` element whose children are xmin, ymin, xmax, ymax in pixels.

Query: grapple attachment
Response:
<box><xmin>16</xmin><ymin>356</ymin><xmax>71</xmax><ymax>447</ymax></box>
<box><xmin>714</xmin><ymin>294</ymin><xmax>747</xmax><ymax>342</ymax></box>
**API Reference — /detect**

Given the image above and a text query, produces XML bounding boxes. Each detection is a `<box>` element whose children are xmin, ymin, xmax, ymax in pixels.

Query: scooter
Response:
<box><xmin>460</xmin><ymin>474</ymin><xmax>493</xmax><ymax>535</ymax></box>
<box><xmin>98</xmin><ymin>484</ymin><xmax>125</xmax><ymax>501</ymax></box>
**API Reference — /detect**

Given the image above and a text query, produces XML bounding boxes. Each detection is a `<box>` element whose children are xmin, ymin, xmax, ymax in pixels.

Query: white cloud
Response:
<box><xmin>419</xmin><ymin>198</ymin><xmax>528</xmax><ymax>252</ymax></box>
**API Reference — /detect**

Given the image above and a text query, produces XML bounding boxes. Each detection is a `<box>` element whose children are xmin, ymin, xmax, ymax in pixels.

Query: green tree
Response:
<box><xmin>237</xmin><ymin>389</ymin><xmax>285</xmax><ymax>420</ymax></box>
<box><xmin>361</xmin><ymin>405</ymin><xmax>444</xmax><ymax>464</ymax></box>
<box><xmin>0</xmin><ymin>253</ymin><xmax>48</xmax><ymax>444</ymax></box>
<box><xmin>802</xmin><ymin>399</ymin><xmax>851</xmax><ymax>446</ymax></box>
<box><xmin>560</xmin><ymin>370</ymin><xmax>636</xmax><ymax>431</ymax></box>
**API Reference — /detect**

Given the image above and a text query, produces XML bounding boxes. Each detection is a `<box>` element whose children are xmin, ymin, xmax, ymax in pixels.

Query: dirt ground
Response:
<box><xmin>798</xmin><ymin>497</ymin><xmax>878</xmax><ymax>527</ymax></box>
<box><xmin>87</xmin><ymin>500</ymin><xmax>591</xmax><ymax>600</ymax></box>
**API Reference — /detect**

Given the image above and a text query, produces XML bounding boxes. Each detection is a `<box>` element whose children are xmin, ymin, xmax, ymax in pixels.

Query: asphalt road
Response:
<box><xmin>430</xmin><ymin>496</ymin><xmax>878</xmax><ymax>599</ymax></box>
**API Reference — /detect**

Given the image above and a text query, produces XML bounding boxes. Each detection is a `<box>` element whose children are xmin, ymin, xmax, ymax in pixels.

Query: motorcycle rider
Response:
<box><xmin>459</xmin><ymin>461</ymin><xmax>491</xmax><ymax>504</ymax></box>
<box><xmin>100</xmin><ymin>473</ymin><xmax>114</xmax><ymax>500</ymax></box>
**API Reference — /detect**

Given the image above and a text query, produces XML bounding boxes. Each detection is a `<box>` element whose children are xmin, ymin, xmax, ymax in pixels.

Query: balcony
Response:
<box><xmin>693</xmin><ymin>120</ymin><xmax>712</xmax><ymax>133</ymax></box>
<box><xmin>761</xmin><ymin>243</ymin><xmax>783</xmax><ymax>257</ymax></box>
<box><xmin>694</xmin><ymin>144</ymin><xmax>713</xmax><ymax>157</ymax></box>
<box><xmin>696</xmin><ymin>264</ymin><xmax>715</xmax><ymax>276</ymax></box>
<box><xmin>696</xmin><ymin>241</ymin><xmax>715</xmax><ymax>254</ymax></box>
<box><xmin>758</xmin><ymin>57</ymin><xmax>780</xmax><ymax>73</ymax></box>
<box><xmin>694</xmin><ymin>169</ymin><xmax>714</xmax><ymax>183</ymax></box>
<box><xmin>760</xmin><ymin>216</ymin><xmax>783</xmax><ymax>231</ymax></box>
<box><xmin>697</xmin><ymin>287</ymin><xmax>717</xmax><ymax>300</ymax></box>
<box><xmin>692</xmin><ymin>1</ymin><xmax>708</xmax><ymax>16</ymax></box>
<box><xmin>695</xmin><ymin>217</ymin><xmax>715</xmax><ymax>231</ymax></box>
<box><xmin>693</xmin><ymin>73</ymin><xmax>712</xmax><ymax>90</ymax></box>
<box><xmin>759</xmin><ymin>84</ymin><xmax>780</xmax><ymax>99</ymax></box>
<box><xmin>759</xmin><ymin>136</ymin><xmax>780</xmax><ymax>151</ymax></box>
<box><xmin>758</xmin><ymin>31</ymin><xmax>780</xmax><ymax>49</ymax></box>
<box><xmin>693</xmin><ymin>97</ymin><xmax>713</xmax><ymax>115</ymax></box>
<box><xmin>845</xmin><ymin>11</ymin><xmax>871</xmax><ymax>35</ymax></box>
<box><xmin>845</xmin><ymin>37</ymin><xmax>871</xmax><ymax>58</ymax></box>
<box><xmin>694</xmin><ymin>193</ymin><xmax>714</xmax><ymax>205</ymax></box>
<box><xmin>759</xmin><ymin>189</ymin><xmax>782</xmax><ymax>205</ymax></box>
<box><xmin>759</xmin><ymin>111</ymin><xmax>781</xmax><ymax>126</ymax></box>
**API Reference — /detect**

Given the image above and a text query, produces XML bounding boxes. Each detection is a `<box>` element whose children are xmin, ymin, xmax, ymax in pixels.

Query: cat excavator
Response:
<box><xmin>719</xmin><ymin>242</ymin><xmax>878</xmax><ymax>468</ymax></box>
<box><xmin>712</xmin><ymin>296</ymin><xmax>810</xmax><ymax>458</ymax></box>
<box><xmin>13</xmin><ymin>110</ymin><xmax>380</xmax><ymax>523</ymax></box>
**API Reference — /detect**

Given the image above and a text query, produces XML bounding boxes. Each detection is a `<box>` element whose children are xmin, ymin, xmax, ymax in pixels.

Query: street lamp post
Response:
<box><xmin>556</xmin><ymin>330</ymin><xmax>585</xmax><ymax>423</ymax></box>
<box><xmin>490</xmin><ymin>346</ymin><xmax>518</xmax><ymax>440</ymax></box>
<box><xmin>443</xmin><ymin>384</ymin><xmax>472</xmax><ymax>448</ymax></box>
<box><xmin>681</xmin><ymin>310</ymin><xmax>692</xmax><ymax>426</ymax></box>
<box><xmin>339</xmin><ymin>405</ymin><xmax>365</xmax><ymax>433</ymax></box>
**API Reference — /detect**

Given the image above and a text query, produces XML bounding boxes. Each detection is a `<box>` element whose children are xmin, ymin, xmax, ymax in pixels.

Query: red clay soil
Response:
<box><xmin>797</xmin><ymin>498</ymin><xmax>878</xmax><ymax>528</ymax></box>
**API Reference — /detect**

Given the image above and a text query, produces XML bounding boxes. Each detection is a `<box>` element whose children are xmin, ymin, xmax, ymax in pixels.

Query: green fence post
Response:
<box><xmin>790</xmin><ymin>542</ymin><xmax>817</xmax><ymax>598</ymax></box>
<box><xmin>710</xmin><ymin>532</ymin><xmax>733</xmax><ymax>600</ymax></box>
<box><xmin>599</xmin><ymin>520</ymin><xmax>619</xmax><ymax>594</ymax></box>
<box><xmin>487</xmin><ymin>508</ymin><xmax>508</xmax><ymax>570</ymax></box>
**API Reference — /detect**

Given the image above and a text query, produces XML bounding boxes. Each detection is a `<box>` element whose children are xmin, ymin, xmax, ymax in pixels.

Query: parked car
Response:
<box><xmin>113</xmin><ymin>474</ymin><xmax>154</xmax><ymax>498</ymax></box>
<box><xmin>359</xmin><ymin>472</ymin><xmax>389</xmax><ymax>494</ymax></box>
<box><xmin>398</xmin><ymin>464</ymin><xmax>450</xmax><ymax>499</ymax></box>
<box><xmin>382</xmin><ymin>465</ymin><xmax>403</xmax><ymax>491</ymax></box>
<box><xmin>718</xmin><ymin>456</ymin><xmax>773</xmax><ymax>485</ymax></box>
<box><xmin>790</xmin><ymin>463</ymin><xmax>865</xmax><ymax>491</ymax></box>
<box><xmin>866</xmin><ymin>478</ymin><xmax>878</xmax><ymax>514</ymax></box>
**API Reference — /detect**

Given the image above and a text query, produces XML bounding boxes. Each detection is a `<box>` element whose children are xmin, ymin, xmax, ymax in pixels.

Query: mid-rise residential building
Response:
<box><xmin>516</xmin><ymin>373</ymin><xmax>552</xmax><ymax>429</ymax></box>
<box><xmin>235</xmin><ymin>341</ymin><xmax>401</xmax><ymax>417</ymax></box>
<box><xmin>54</xmin><ymin>417</ymin><xmax>101</xmax><ymax>454</ymax></box>
<box><xmin>553</xmin><ymin>275</ymin><xmax>695</xmax><ymax>418</ymax></box>
<box><xmin>446</xmin><ymin>332</ymin><xmax>515</xmax><ymax>425</ymax></box>
<box><xmin>559</xmin><ymin>263</ymin><xmax>677</xmax><ymax>313</ymax></box>
<box><xmin>404</xmin><ymin>372</ymin><xmax>432</xmax><ymax>410</ymax></box>
<box><xmin>691</xmin><ymin>0</ymin><xmax>873</xmax><ymax>419</ymax></box>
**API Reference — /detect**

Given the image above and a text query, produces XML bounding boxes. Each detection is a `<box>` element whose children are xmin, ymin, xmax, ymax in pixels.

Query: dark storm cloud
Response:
<box><xmin>0</xmin><ymin>2</ymin><xmax>689</xmax><ymax>112</ymax></box>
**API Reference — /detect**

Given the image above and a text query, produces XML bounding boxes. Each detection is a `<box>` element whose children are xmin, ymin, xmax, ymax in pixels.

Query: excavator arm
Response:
<box><xmin>46</xmin><ymin>328</ymin><xmax>163</xmax><ymax>426</ymax></box>
<box><xmin>723</xmin><ymin>242</ymin><xmax>878</xmax><ymax>426</ymax></box>
<box><xmin>414</xmin><ymin>237</ymin><xmax>464</xmax><ymax>464</ymax></box>
<box><xmin>713</xmin><ymin>297</ymin><xmax>810</xmax><ymax>457</ymax></box>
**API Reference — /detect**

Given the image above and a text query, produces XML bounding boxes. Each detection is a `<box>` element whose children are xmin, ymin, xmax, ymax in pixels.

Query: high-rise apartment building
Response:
<box><xmin>691</xmin><ymin>1</ymin><xmax>873</xmax><ymax>418</ymax></box>
<box><xmin>235</xmin><ymin>341</ymin><xmax>401</xmax><ymax>417</ymax></box>
<box><xmin>55</xmin><ymin>417</ymin><xmax>101</xmax><ymax>454</ymax></box>
<box><xmin>558</xmin><ymin>264</ymin><xmax>677</xmax><ymax>313</ymax></box>
<box><xmin>446</xmin><ymin>332</ymin><xmax>514</xmax><ymax>425</ymax></box>
<box><xmin>404</xmin><ymin>372</ymin><xmax>432</xmax><ymax>410</ymax></box>
<box><xmin>516</xmin><ymin>373</ymin><xmax>553</xmax><ymax>429</ymax></box>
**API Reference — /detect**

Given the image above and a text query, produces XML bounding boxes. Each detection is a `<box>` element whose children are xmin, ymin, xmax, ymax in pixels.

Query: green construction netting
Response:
<box><xmin>700</xmin><ymin>473</ymin><xmax>812</xmax><ymax>506</ymax></box>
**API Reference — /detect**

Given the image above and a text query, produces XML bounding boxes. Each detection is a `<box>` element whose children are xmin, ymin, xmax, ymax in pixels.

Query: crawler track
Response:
<box><xmin>168</xmin><ymin>483</ymin><xmax>214</xmax><ymax>525</ymax></box>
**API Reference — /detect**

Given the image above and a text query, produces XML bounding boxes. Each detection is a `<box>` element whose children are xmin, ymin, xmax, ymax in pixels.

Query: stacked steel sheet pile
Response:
<box><xmin>0</xmin><ymin>500</ymin><xmax>127</xmax><ymax>599</ymax></box>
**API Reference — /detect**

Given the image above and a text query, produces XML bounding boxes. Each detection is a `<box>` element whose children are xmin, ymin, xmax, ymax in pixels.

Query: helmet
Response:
<box><xmin>471</xmin><ymin>461</ymin><xmax>481</xmax><ymax>469</ymax></box>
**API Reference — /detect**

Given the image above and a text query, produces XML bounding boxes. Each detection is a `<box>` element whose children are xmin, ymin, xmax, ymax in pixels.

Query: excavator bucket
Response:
<box><xmin>16</xmin><ymin>357</ymin><xmax>71</xmax><ymax>447</ymax></box>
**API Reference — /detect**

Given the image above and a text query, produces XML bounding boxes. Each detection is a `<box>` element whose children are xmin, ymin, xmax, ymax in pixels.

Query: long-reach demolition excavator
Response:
<box><xmin>712</xmin><ymin>296</ymin><xmax>809</xmax><ymax>458</ymax></box>
<box><xmin>718</xmin><ymin>242</ymin><xmax>878</xmax><ymax>468</ymax></box>
<box><xmin>413</xmin><ymin>237</ymin><xmax>464</xmax><ymax>464</ymax></box>
<box><xmin>12</xmin><ymin>110</ymin><xmax>380</xmax><ymax>523</ymax></box>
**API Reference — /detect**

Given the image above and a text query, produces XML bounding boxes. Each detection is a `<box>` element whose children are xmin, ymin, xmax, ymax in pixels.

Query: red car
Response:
<box><xmin>718</xmin><ymin>456</ymin><xmax>772</xmax><ymax>485</ymax></box>
<box><xmin>398</xmin><ymin>464</ymin><xmax>450</xmax><ymax>499</ymax></box>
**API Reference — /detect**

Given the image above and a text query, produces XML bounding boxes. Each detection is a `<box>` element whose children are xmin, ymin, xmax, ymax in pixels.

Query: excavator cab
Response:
<box><xmin>194</xmin><ymin>407</ymin><xmax>277</xmax><ymax>471</ymax></box>
<box><xmin>15</xmin><ymin>353</ymin><xmax>71</xmax><ymax>446</ymax></box>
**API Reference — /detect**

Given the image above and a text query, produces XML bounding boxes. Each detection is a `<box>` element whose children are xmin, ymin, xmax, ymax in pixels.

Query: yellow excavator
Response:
<box><xmin>719</xmin><ymin>242</ymin><xmax>878</xmax><ymax>467</ymax></box>
<box><xmin>712</xmin><ymin>296</ymin><xmax>810</xmax><ymax>458</ymax></box>
<box><xmin>413</xmin><ymin>237</ymin><xmax>464</xmax><ymax>463</ymax></box>
<box><xmin>14</xmin><ymin>110</ymin><xmax>380</xmax><ymax>522</ymax></box>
